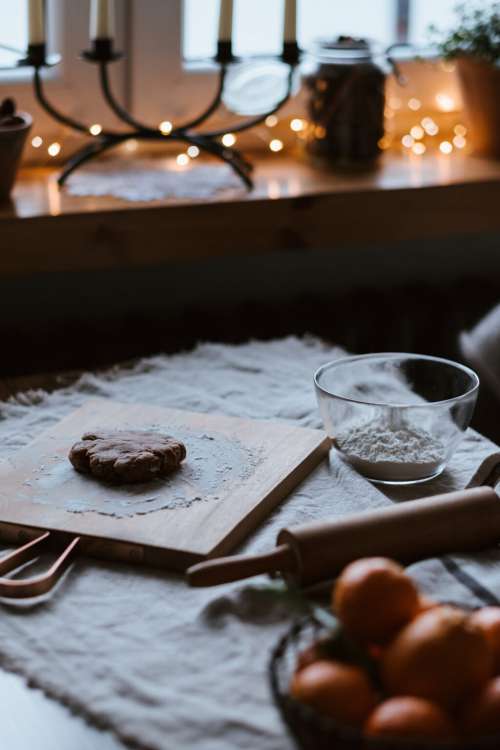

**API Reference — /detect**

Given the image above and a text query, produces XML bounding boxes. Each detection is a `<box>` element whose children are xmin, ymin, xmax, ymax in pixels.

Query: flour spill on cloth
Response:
<box><xmin>22</xmin><ymin>428</ymin><xmax>262</xmax><ymax>518</ymax></box>
<box><xmin>335</xmin><ymin>419</ymin><xmax>446</xmax><ymax>481</ymax></box>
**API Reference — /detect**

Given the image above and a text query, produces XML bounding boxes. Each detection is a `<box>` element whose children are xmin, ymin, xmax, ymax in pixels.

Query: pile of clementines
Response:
<box><xmin>290</xmin><ymin>557</ymin><xmax>500</xmax><ymax>744</ymax></box>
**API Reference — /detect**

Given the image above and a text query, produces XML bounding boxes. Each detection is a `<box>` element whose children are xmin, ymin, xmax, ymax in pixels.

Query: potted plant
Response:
<box><xmin>434</xmin><ymin>3</ymin><xmax>500</xmax><ymax>157</ymax></box>
<box><xmin>0</xmin><ymin>98</ymin><xmax>32</xmax><ymax>202</ymax></box>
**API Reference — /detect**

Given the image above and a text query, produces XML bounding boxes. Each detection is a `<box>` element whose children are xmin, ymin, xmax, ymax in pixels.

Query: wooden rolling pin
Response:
<box><xmin>187</xmin><ymin>487</ymin><xmax>500</xmax><ymax>588</ymax></box>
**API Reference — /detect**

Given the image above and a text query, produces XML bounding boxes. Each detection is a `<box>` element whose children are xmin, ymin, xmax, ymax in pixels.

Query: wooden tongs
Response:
<box><xmin>0</xmin><ymin>532</ymin><xmax>80</xmax><ymax>599</ymax></box>
<box><xmin>187</xmin><ymin>486</ymin><xmax>500</xmax><ymax>588</ymax></box>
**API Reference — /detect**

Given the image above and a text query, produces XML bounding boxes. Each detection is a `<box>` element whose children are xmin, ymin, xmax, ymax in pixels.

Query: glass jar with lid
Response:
<box><xmin>303</xmin><ymin>37</ymin><xmax>400</xmax><ymax>169</ymax></box>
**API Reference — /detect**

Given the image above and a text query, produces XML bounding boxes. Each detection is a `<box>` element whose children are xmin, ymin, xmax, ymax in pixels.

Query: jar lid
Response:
<box><xmin>309</xmin><ymin>36</ymin><xmax>381</xmax><ymax>64</ymax></box>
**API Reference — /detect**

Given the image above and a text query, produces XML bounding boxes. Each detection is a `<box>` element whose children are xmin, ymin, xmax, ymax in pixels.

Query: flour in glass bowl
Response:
<box><xmin>335</xmin><ymin>419</ymin><xmax>446</xmax><ymax>482</ymax></box>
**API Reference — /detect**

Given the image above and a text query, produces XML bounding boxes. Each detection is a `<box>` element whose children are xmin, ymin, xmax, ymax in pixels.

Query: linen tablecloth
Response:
<box><xmin>0</xmin><ymin>337</ymin><xmax>497</xmax><ymax>750</ymax></box>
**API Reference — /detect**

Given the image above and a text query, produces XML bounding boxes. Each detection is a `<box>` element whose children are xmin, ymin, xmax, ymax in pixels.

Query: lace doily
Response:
<box><xmin>66</xmin><ymin>158</ymin><xmax>244</xmax><ymax>202</ymax></box>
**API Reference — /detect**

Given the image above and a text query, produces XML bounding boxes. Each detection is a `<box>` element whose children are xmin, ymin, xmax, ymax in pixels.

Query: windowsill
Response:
<box><xmin>2</xmin><ymin>151</ymin><xmax>500</xmax><ymax>278</ymax></box>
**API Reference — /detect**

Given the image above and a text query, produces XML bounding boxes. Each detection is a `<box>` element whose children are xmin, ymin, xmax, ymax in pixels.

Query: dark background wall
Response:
<box><xmin>2</xmin><ymin>230</ymin><xmax>500</xmax><ymax>441</ymax></box>
<box><xmin>2</xmin><ymin>231</ymin><xmax>499</xmax><ymax>377</ymax></box>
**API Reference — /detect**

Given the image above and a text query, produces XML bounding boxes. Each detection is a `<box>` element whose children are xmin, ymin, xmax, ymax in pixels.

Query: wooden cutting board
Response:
<box><xmin>0</xmin><ymin>399</ymin><xmax>329</xmax><ymax>571</ymax></box>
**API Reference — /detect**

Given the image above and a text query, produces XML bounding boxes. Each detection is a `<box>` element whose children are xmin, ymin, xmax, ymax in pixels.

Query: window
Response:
<box><xmin>0</xmin><ymin>0</ymin><xmax>27</xmax><ymax>69</ymax></box>
<box><xmin>0</xmin><ymin>0</ymin><xmax>128</xmax><ymax>160</ymax></box>
<box><xmin>183</xmin><ymin>1</ymin><xmax>495</xmax><ymax>60</ymax></box>
<box><xmin>0</xmin><ymin>1</ymin><xmax>492</xmax><ymax>158</ymax></box>
<box><xmin>410</xmin><ymin>0</ymin><xmax>462</xmax><ymax>45</ymax></box>
<box><xmin>184</xmin><ymin>0</ymin><xmax>397</xmax><ymax>61</ymax></box>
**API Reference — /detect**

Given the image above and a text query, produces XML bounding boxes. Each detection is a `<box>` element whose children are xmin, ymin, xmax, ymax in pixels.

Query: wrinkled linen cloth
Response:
<box><xmin>0</xmin><ymin>337</ymin><xmax>498</xmax><ymax>750</ymax></box>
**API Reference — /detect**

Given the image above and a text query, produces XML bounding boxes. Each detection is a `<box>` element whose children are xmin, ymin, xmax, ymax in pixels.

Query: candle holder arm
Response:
<box><xmin>166</xmin><ymin>129</ymin><xmax>251</xmax><ymax>186</ymax></box>
<box><xmin>57</xmin><ymin>135</ymin><xmax>127</xmax><ymax>186</ymax></box>
<box><xmin>98</xmin><ymin>62</ymin><xmax>160</xmax><ymax>134</ymax></box>
<box><xmin>33</xmin><ymin>67</ymin><xmax>127</xmax><ymax>139</ymax></box>
<box><xmin>58</xmin><ymin>129</ymin><xmax>252</xmax><ymax>189</ymax></box>
<box><xmin>200</xmin><ymin>142</ymin><xmax>253</xmax><ymax>189</ymax></box>
<box><xmin>180</xmin><ymin>133</ymin><xmax>253</xmax><ymax>188</ymax></box>
<box><xmin>173</xmin><ymin>66</ymin><xmax>227</xmax><ymax>133</ymax></box>
<box><xmin>99</xmin><ymin>61</ymin><xmax>226</xmax><ymax>139</ymax></box>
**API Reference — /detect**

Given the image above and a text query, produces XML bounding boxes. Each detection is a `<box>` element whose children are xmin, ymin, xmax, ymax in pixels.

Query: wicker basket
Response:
<box><xmin>269</xmin><ymin>618</ymin><xmax>500</xmax><ymax>750</ymax></box>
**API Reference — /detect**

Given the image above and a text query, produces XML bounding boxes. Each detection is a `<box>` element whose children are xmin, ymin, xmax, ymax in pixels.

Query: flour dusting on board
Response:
<box><xmin>22</xmin><ymin>427</ymin><xmax>263</xmax><ymax>518</ymax></box>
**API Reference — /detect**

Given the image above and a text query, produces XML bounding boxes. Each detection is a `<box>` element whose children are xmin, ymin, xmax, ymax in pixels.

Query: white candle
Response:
<box><xmin>284</xmin><ymin>0</ymin><xmax>297</xmax><ymax>43</ymax></box>
<box><xmin>218</xmin><ymin>0</ymin><xmax>234</xmax><ymax>43</ymax></box>
<box><xmin>90</xmin><ymin>0</ymin><xmax>116</xmax><ymax>40</ymax></box>
<box><xmin>28</xmin><ymin>0</ymin><xmax>45</xmax><ymax>45</ymax></box>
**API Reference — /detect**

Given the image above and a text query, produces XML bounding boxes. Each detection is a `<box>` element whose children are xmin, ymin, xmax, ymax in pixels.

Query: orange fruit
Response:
<box><xmin>333</xmin><ymin>557</ymin><xmax>420</xmax><ymax>644</ymax></box>
<box><xmin>470</xmin><ymin>607</ymin><xmax>500</xmax><ymax>672</ymax></box>
<box><xmin>463</xmin><ymin>676</ymin><xmax>500</xmax><ymax>736</ymax></box>
<box><xmin>382</xmin><ymin>605</ymin><xmax>493</xmax><ymax>709</ymax></box>
<box><xmin>364</xmin><ymin>696</ymin><xmax>456</xmax><ymax>741</ymax></box>
<box><xmin>290</xmin><ymin>659</ymin><xmax>378</xmax><ymax>727</ymax></box>
<box><xmin>416</xmin><ymin>595</ymin><xmax>438</xmax><ymax>614</ymax></box>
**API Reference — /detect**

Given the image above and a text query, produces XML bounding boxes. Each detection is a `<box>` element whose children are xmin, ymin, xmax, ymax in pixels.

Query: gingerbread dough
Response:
<box><xmin>69</xmin><ymin>430</ymin><xmax>187</xmax><ymax>484</ymax></box>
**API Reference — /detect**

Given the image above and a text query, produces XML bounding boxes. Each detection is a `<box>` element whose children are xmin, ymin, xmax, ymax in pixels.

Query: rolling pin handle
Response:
<box><xmin>187</xmin><ymin>544</ymin><xmax>296</xmax><ymax>587</ymax></box>
<box><xmin>0</xmin><ymin>532</ymin><xmax>81</xmax><ymax>599</ymax></box>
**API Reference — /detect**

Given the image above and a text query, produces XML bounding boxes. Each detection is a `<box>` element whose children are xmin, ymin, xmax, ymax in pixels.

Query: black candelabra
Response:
<box><xmin>18</xmin><ymin>39</ymin><xmax>301</xmax><ymax>190</ymax></box>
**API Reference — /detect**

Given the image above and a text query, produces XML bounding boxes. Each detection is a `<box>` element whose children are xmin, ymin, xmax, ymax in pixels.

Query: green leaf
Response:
<box><xmin>431</xmin><ymin>2</ymin><xmax>500</xmax><ymax>65</ymax></box>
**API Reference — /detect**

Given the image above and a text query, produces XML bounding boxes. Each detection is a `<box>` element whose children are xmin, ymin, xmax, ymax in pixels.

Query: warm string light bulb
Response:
<box><xmin>436</xmin><ymin>93</ymin><xmax>455</xmax><ymax>113</ymax></box>
<box><xmin>187</xmin><ymin>145</ymin><xmax>200</xmax><ymax>158</ymax></box>
<box><xmin>159</xmin><ymin>120</ymin><xmax>173</xmax><ymax>135</ymax></box>
<box><xmin>269</xmin><ymin>138</ymin><xmax>284</xmax><ymax>152</ymax></box>
<box><xmin>48</xmin><ymin>142</ymin><xmax>61</xmax><ymax>157</ymax></box>
<box><xmin>408</xmin><ymin>98</ymin><xmax>421</xmax><ymax>112</ymax></box>
<box><xmin>290</xmin><ymin>118</ymin><xmax>306</xmax><ymax>132</ymax></box>
<box><xmin>221</xmin><ymin>133</ymin><xmax>236</xmax><ymax>147</ymax></box>
<box><xmin>421</xmin><ymin>117</ymin><xmax>439</xmax><ymax>136</ymax></box>
<box><xmin>439</xmin><ymin>141</ymin><xmax>453</xmax><ymax>155</ymax></box>
<box><xmin>31</xmin><ymin>135</ymin><xmax>43</xmax><ymax>148</ymax></box>
<box><xmin>89</xmin><ymin>123</ymin><xmax>102</xmax><ymax>136</ymax></box>
<box><xmin>176</xmin><ymin>153</ymin><xmax>189</xmax><ymax>167</ymax></box>
<box><xmin>265</xmin><ymin>115</ymin><xmax>278</xmax><ymax>128</ymax></box>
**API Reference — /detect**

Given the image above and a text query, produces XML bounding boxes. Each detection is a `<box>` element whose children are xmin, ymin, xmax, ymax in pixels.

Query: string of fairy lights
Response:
<box><xmin>381</xmin><ymin>90</ymin><xmax>468</xmax><ymax>158</ymax></box>
<box><xmin>27</xmin><ymin>88</ymin><xmax>469</xmax><ymax>166</ymax></box>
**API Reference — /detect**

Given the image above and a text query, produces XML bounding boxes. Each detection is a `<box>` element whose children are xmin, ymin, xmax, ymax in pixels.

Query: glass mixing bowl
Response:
<box><xmin>314</xmin><ymin>353</ymin><xmax>479</xmax><ymax>485</ymax></box>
